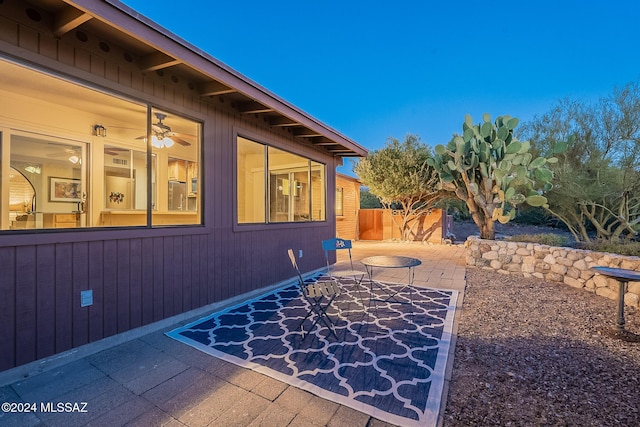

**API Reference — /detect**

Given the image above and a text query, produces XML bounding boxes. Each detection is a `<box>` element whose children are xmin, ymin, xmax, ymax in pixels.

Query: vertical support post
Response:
<box><xmin>617</xmin><ymin>280</ymin><xmax>626</xmax><ymax>331</ymax></box>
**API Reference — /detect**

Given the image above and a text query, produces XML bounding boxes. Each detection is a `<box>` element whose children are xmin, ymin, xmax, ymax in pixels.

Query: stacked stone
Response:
<box><xmin>465</xmin><ymin>236</ymin><xmax>640</xmax><ymax>308</ymax></box>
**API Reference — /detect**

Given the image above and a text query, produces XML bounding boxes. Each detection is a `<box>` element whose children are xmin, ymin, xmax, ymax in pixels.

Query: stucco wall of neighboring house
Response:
<box><xmin>359</xmin><ymin>208</ymin><xmax>445</xmax><ymax>243</ymax></box>
<box><xmin>335</xmin><ymin>174</ymin><xmax>361</xmax><ymax>240</ymax></box>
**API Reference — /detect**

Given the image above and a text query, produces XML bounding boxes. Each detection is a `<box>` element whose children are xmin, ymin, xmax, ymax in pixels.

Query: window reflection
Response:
<box><xmin>104</xmin><ymin>149</ymin><xmax>153</xmax><ymax>210</ymax></box>
<box><xmin>0</xmin><ymin>59</ymin><xmax>202</xmax><ymax>230</ymax></box>
<box><xmin>311</xmin><ymin>162</ymin><xmax>326</xmax><ymax>220</ymax></box>
<box><xmin>236</xmin><ymin>136</ymin><xmax>326</xmax><ymax>224</ymax></box>
<box><xmin>268</xmin><ymin>147</ymin><xmax>310</xmax><ymax>222</ymax></box>
<box><xmin>8</xmin><ymin>134</ymin><xmax>84</xmax><ymax>229</ymax></box>
<box><xmin>8</xmin><ymin>166</ymin><xmax>36</xmax><ymax>229</ymax></box>
<box><xmin>151</xmin><ymin>109</ymin><xmax>200</xmax><ymax>225</ymax></box>
<box><xmin>237</xmin><ymin>137</ymin><xmax>266</xmax><ymax>223</ymax></box>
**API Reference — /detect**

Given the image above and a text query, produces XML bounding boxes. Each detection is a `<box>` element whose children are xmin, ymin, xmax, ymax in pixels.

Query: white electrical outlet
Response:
<box><xmin>299</xmin><ymin>250</ymin><xmax>303</xmax><ymax>258</ymax></box>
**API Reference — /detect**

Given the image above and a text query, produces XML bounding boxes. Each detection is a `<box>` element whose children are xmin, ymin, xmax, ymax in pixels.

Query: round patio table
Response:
<box><xmin>360</xmin><ymin>255</ymin><xmax>422</xmax><ymax>304</ymax></box>
<box><xmin>592</xmin><ymin>266</ymin><xmax>640</xmax><ymax>332</ymax></box>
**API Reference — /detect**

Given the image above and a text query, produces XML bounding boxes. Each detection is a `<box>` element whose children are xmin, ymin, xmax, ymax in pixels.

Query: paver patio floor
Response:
<box><xmin>0</xmin><ymin>241</ymin><xmax>466</xmax><ymax>427</ymax></box>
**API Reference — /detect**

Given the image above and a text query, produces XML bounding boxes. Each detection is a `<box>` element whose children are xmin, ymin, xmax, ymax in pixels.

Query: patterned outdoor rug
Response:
<box><xmin>166</xmin><ymin>275</ymin><xmax>458</xmax><ymax>427</ymax></box>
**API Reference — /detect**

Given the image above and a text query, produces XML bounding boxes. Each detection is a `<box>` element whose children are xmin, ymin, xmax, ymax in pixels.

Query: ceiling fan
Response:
<box><xmin>137</xmin><ymin>113</ymin><xmax>192</xmax><ymax>148</ymax></box>
<box><xmin>46</xmin><ymin>144</ymin><xmax>82</xmax><ymax>164</ymax></box>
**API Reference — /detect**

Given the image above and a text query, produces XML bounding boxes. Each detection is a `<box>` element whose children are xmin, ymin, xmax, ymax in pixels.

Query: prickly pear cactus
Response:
<box><xmin>427</xmin><ymin>113</ymin><xmax>562</xmax><ymax>239</ymax></box>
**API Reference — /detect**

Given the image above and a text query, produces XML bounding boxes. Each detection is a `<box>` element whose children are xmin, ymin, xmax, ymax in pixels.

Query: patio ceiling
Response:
<box><xmin>13</xmin><ymin>0</ymin><xmax>367</xmax><ymax>158</ymax></box>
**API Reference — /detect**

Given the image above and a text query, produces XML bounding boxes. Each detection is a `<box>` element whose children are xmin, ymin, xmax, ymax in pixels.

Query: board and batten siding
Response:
<box><xmin>0</xmin><ymin>8</ymin><xmax>338</xmax><ymax>371</ymax></box>
<box><xmin>0</xmin><ymin>235</ymin><xmax>210</xmax><ymax>369</ymax></box>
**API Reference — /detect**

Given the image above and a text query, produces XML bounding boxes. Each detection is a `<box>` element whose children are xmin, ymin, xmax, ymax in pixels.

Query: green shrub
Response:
<box><xmin>506</xmin><ymin>233</ymin><xmax>569</xmax><ymax>247</ymax></box>
<box><xmin>580</xmin><ymin>241</ymin><xmax>640</xmax><ymax>257</ymax></box>
<box><xmin>512</xmin><ymin>206</ymin><xmax>552</xmax><ymax>226</ymax></box>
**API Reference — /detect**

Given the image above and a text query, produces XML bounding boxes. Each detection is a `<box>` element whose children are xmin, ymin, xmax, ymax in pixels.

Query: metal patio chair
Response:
<box><xmin>322</xmin><ymin>238</ymin><xmax>367</xmax><ymax>307</ymax></box>
<box><xmin>288</xmin><ymin>249</ymin><xmax>341</xmax><ymax>339</ymax></box>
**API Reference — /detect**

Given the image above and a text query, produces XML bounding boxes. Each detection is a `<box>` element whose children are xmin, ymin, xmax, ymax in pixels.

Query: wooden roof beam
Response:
<box><xmin>309</xmin><ymin>136</ymin><xmax>333</xmax><ymax>143</ymax></box>
<box><xmin>139</xmin><ymin>51</ymin><xmax>181</xmax><ymax>72</ymax></box>
<box><xmin>269</xmin><ymin>116</ymin><xmax>300</xmax><ymax>127</ymax></box>
<box><xmin>53</xmin><ymin>6</ymin><xmax>92</xmax><ymax>37</ymax></box>
<box><xmin>200</xmin><ymin>80</ymin><xmax>236</xmax><ymax>96</ymax></box>
<box><xmin>292</xmin><ymin>126</ymin><xmax>323</xmax><ymax>138</ymax></box>
<box><xmin>237</xmin><ymin>101</ymin><xmax>274</xmax><ymax>114</ymax></box>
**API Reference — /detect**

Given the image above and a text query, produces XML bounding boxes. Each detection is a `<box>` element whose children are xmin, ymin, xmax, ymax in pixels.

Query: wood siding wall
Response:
<box><xmin>335</xmin><ymin>174</ymin><xmax>360</xmax><ymax>240</ymax></box>
<box><xmin>0</xmin><ymin>6</ymin><xmax>338</xmax><ymax>371</ymax></box>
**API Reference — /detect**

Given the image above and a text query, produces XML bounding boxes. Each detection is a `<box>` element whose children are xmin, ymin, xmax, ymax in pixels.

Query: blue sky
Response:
<box><xmin>123</xmin><ymin>1</ymin><xmax>640</xmax><ymax>175</ymax></box>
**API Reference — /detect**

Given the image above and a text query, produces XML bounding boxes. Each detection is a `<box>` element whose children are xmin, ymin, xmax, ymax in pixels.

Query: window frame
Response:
<box><xmin>235</xmin><ymin>133</ymin><xmax>328</xmax><ymax>229</ymax></box>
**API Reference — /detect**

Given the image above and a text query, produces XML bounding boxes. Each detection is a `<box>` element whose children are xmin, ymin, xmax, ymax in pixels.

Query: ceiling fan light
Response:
<box><xmin>151</xmin><ymin>135</ymin><xmax>162</xmax><ymax>148</ymax></box>
<box><xmin>69</xmin><ymin>155</ymin><xmax>80</xmax><ymax>164</ymax></box>
<box><xmin>164</xmin><ymin>137</ymin><xmax>175</xmax><ymax>148</ymax></box>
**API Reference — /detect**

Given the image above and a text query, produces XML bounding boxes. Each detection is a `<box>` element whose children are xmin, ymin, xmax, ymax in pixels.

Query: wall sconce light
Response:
<box><xmin>93</xmin><ymin>124</ymin><xmax>107</xmax><ymax>137</ymax></box>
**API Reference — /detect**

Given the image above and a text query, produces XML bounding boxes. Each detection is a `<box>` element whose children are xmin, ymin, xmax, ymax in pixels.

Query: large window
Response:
<box><xmin>237</xmin><ymin>136</ymin><xmax>326</xmax><ymax>224</ymax></box>
<box><xmin>311</xmin><ymin>161</ymin><xmax>326</xmax><ymax>221</ymax></box>
<box><xmin>237</xmin><ymin>137</ymin><xmax>265</xmax><ymax>223</ymax></box>
<box><xmin>0</xmin><ymin>60</ymin><xmax>202</xmax><ymax>230</ymax></box>
<box><xmin>151</xmin><ymin>108</ymin><xmax>201</xmax><ymax>226</ymax></box>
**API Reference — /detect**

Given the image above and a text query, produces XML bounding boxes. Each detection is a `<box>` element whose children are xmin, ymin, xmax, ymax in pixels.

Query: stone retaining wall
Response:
<box><xmin>465</xmin><ymin>236</ymin><xmax>640</xmax><ymax>308</ymax></box>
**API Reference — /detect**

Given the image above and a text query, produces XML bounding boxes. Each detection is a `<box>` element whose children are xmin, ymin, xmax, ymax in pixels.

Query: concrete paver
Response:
<box><xmin>249</xmin><ymin>375</ymin><xmax>288</xmax><ymax>401</ymax></box>
<box><xmin>327</xmin><ymin>405</ymin><xmax>371</xmax><ymax>427</ymax></box>
<box><xmin>212</xmin><ymin>392</ymin><xmax>271</xmax><ymax>427</ymax></box>
<box><xmin>86</xmin><ymin>395</ymin><xmax>152</xmax><ymax>427</ymax></box>
<box><xmin>155</xmin><ymin>373</ymin><xmax>224</xmax><ymax>418</ymax></box>
<box><xmin>0</xmin><ymin>241</ymin><xmax>466</xmax><ymax>426</ymax></box>
<box><xmin>141</xmin><ymin>368</ymin><xmax>212</xmax><ymax>406</ymax></box>
<box><xmin>272</xmin><ymin>386</ymin><xmax>314</xmax><ymax>414</ymax></box>
<box><xmin>246</xmin><ymin>404</ymin><xmax>296</xmax><ymax>427</ymax></box>
<box><xmin>124</xmin><ymin>406</ymin><xmax>182</xmax><ymax>427</ymax></box>
<box><xmin>296</xmin><ymin>394</ymin><xmax>340</xmax><ymax>425</ymax></box>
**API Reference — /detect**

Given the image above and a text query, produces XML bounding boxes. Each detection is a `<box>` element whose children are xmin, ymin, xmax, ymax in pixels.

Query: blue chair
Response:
<box><xmin>321</xmin><ymin>238</ymin><xmax>367</xmax><ymax>307</ymax></box>
<box><xmin>288</xmin><ymin>249</ymin><xmax>340</xmax><ymax>339</ymax></box>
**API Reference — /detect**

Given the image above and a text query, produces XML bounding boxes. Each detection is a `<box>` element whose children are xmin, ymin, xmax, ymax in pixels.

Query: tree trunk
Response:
<box><xmin>466</xmin><ymin>199</ymin><xmax>495</xmax><ymax>240</ymax></box>
<box><xmin>477</xmin><ymin>217</ymin><xmax>495</xmax><ymax>240</ymax></box>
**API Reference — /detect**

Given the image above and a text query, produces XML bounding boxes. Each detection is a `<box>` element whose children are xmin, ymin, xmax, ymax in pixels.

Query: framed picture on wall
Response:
<box><xmin>49</xmin><ymin>177</ymin><xmax>82</xmax><ymax>203</ymax></box>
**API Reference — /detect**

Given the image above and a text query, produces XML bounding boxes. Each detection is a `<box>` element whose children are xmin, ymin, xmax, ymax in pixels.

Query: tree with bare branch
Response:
<box><xmin>522</xmin><ymin>82</ymin><xmax>640</xmax><ymax>242</ymax></box>
<box><xmin>354</xmin><ymin>134</ymin><xmax>443</xmax><ymax>241</ymax></box>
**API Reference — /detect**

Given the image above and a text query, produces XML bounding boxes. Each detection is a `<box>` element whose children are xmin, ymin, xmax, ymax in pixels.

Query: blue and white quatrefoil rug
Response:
<box><xmin>167</xmin><ymin>276</ymin><xmax>458</xmax><ymax>427</ymax></box>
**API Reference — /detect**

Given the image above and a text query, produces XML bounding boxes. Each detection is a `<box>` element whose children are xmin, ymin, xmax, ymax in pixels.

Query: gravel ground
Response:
<box><xmin>443</xmin><ymin>267</ymin><xmax>640</xmax><ymax>426</ymax></box>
